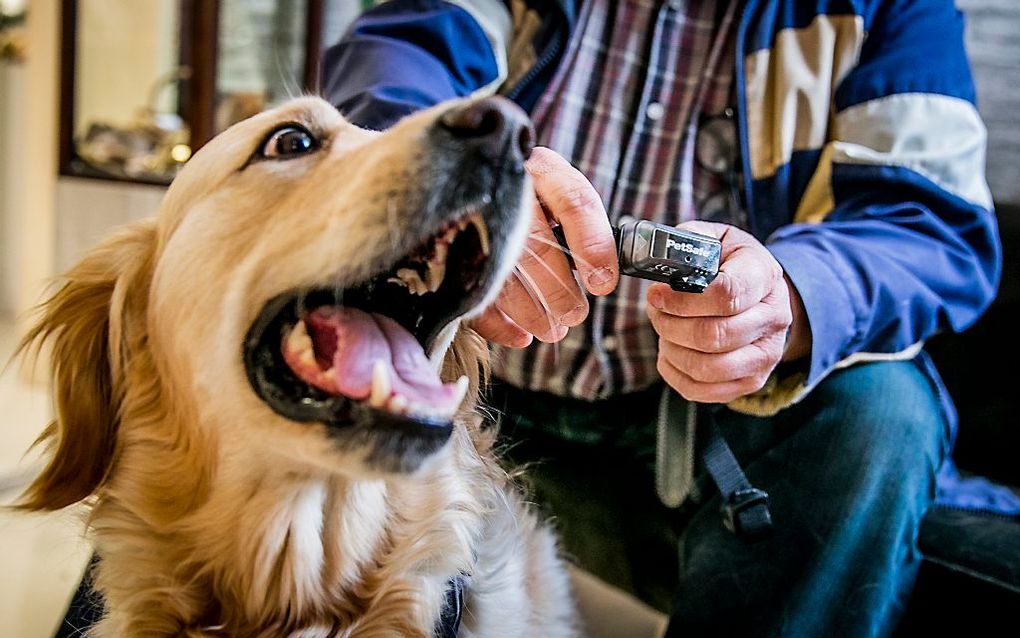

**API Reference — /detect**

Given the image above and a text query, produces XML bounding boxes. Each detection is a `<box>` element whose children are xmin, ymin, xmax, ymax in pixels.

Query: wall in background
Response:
<box><xmin>322</xmin><ymin>0</ymin><xmax>362</xmax><ymax>56</ymax></box>
<box><xmin>54</xmin><ymin>179</ymin><xmax>164</xmax><ymax>272</ymax></box>
<box><xmin>0</xmin><ymin>0</ymin><xmax>57</xmax><ymax>321</ymax></box>
<box><xmin>0</xmin><ymin>62</ymin><xmax>21</xmax><ymax>314</ymax></box>
<box><xmin>960</xmin><ymin>0</ymin><xmax>1020</xmax><ymax>207</ymax></box>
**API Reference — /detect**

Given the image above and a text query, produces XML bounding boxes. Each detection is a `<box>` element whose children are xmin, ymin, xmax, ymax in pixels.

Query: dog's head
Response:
<box><xmin>19</xmin><ymin>96</ymin><xmax>534</xmax><ymax>510</ymax></box>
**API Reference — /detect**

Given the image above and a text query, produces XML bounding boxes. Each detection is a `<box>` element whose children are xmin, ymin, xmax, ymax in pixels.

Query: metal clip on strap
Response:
<box><xmin>700</xmin><ymin>407</ymin><xmax>774</xmax><ymax>542</ymax></box>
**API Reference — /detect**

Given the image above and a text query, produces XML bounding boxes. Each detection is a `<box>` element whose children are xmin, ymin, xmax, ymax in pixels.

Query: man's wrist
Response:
<box><xmin>781</xmin><ymin>274</ymin><xmax>811</xmax><ymax>363</ymax></box>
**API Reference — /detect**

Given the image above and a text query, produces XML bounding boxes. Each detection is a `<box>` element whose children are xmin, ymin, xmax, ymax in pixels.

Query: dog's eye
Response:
<box><xmin>260</xmin><ymin>125</ymin><xmax>319</xmax><ymax>159</ymax></box>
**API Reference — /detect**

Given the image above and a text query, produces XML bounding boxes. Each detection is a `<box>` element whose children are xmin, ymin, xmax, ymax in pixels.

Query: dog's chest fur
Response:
<box><xmin>85</xmin><ymin>427</ymin><xmax>575</xmax><ymax>637</ymax></box>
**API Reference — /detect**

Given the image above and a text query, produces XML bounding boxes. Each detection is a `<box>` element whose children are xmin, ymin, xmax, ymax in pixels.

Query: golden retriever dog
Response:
<box><xmin>17</xmin><ymin>95</ymin><xmax>578</xmax><ymax>637</ymax></box>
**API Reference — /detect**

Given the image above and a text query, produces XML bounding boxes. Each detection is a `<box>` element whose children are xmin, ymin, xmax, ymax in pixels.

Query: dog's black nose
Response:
<box><xmin>438</xmin><ymin>97</ymin><xmax>535</xmax><ymax>162</ymax></box>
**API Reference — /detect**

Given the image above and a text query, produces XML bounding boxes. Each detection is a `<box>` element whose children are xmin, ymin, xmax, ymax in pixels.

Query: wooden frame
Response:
<box><xmin>57</xmin><ymin>0</ymin><xmax>78</xmax><ymax>182</ymax></box>
<box><xmin>59</xmin><ymin>0</ymin><xmax>326</xmax><ymax>186</ymax></box>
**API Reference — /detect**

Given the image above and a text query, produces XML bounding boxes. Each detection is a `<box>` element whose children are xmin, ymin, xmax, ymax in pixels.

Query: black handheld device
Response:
<box><xmin>552</xmin><ymin>219</ymin><xmax>722</xmax><ymax>293</ymax></box>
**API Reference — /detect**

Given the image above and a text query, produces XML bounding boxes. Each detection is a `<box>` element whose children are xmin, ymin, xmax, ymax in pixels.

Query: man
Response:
<box><xmin>322</xmin><ymin>0</ymin><xmax>1011</xmax><ymax>635</ymax></box>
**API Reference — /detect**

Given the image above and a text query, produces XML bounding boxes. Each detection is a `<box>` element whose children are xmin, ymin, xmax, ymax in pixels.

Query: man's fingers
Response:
<box><xmin>494</xmin><ymin>268</ymin><xmax>574</xmax><ymax>343</ymax></box>
<box><xmin>657</xmin><ymin>352</ymin><xmax>770</xmax><ymax>404</ymax></box>
<box><xmin>490</xmin><ymin>198</ymin><xmax>588</xmax><ymax>342</ymax></box>
<box><xmin>648</xmin><ymin>305</ymin><xmax>784</xmax><ymax>353</ymax></box>
<box><xmin>646</xmin><ymin>280</ymin><xmax>742</xmax><ymax>318</ymax></box>
<box><xmin>519</xmin><ymin>200</ymin><xmax>590</xmax><ymax>326</ymax></box>
<box><xmin>493</xmin><ymin>277</ymin><xmax>560</xmax><ymax>343</ymax></box>
<box><xmin>648</xmin><ymin>285</ymin><xmax>792</xmax><ymax>353</ymax></box>
<box><xmin>648</xmin><ymin>221</ymin><xmax>790</xmax><ymax>400</ymax></box>
<box><xmin>526</xmin><ymin>147</ymin><xmax>618</xmax><ymax>296</ymax></box>
<box><xmin>468</xmin><ymin>306</ymin><xmax>534</xmax><ymax>348</ymax></box>
<box><xmin>658</xmin><ymin>335</ymin><xmax>784</xmax><ymax>384</ymax></box>
<box><xmin>647</xmin><ymin>221</ymin><xmax>783</xmax><ymax>318</ymax></box>
<box><xmin>646</xmin><ymin>250</ymin><xmax>781</xmax><ymax>318</ymax></box>
<box><xmin>473</xmin><ymin>147</ymin><xmax>620</xmax><ymax>345</ymax></box>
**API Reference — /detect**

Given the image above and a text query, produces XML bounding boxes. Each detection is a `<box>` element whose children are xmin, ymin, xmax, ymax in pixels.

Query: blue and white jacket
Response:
<box><xmin>322</xmin><ymin>0</ymin><xmax>1018</xmax><ymax>514</ymax></box>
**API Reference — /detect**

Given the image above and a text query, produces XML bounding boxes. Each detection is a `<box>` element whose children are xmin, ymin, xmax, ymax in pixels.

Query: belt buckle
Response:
<box><xmin>721</xmin><ymin>487</ymin><xmax>773</xmax><ymax>541</ymax></box>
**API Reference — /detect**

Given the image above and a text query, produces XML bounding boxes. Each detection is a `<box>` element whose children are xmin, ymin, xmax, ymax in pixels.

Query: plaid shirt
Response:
<box><xmin>492</xmin><ymin>0</ymin><xmax>739</xmax><ymax>400</ymax></box>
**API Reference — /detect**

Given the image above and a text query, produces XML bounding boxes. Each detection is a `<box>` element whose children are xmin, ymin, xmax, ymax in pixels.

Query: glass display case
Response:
<box><xmin>59</xmin><ymin>0</ymin><xmax>364</xmax><ymax>186</ymax></box>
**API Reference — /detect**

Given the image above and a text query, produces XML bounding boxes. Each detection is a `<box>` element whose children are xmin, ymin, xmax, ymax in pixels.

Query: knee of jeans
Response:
<box><xmin>803</xmin><ymin>361</ymin><xmax>948</xmax><ymax>482</ymax></box>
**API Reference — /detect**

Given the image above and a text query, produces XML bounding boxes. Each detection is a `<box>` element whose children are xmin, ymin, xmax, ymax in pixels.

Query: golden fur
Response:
<box><xmin>17</xmin><ymin>97</ymin><xmax>576</xmax><ymax>637</ymax></box>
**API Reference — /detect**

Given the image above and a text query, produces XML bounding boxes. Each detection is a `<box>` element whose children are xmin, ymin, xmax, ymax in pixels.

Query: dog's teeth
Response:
<box><xmin>396</xmin><ymin>267</ymin><xmax>417</xmax><ymax>284</ymax></box>
<box><xmin>387</xmin><ymin>394</ymin><xmax>409</xmax><ymax>414</ymax></box>
<box><xmin>285</xmin><ymin>319</ymin><xmax>310</xmax><ymax>350</ymax></box>
<box><xmin>468</xmin><ymin>214</ymin><xmax>491</xmax><ymax>256</ymax></box>
<box><xmin>433</xmin><ymin>239</ymin><xmax>450</xmax><ymax>264</ymax></box>
<box><xmin>426</xmin><ymin>239</ymin><xmax>450</xmax><ymax>292</ymax></box>
<box><xmin>370</xmin><ymin>361</ymin><xmax>391</xmax><ymax>407</ymax></box>
<box><xmin>286</xmin><ymin>320</ymin><xmax>316</xmax><ymax>365</ymax></box>
<box><xmin>395</xmin><ymin>268</ymin><xmax>429</xmax><ymax>296</ymax></box>
<box><xmin>425</xmin><ymin>260</ymin><xmax>447</xmax><ymax>292</ymax></box>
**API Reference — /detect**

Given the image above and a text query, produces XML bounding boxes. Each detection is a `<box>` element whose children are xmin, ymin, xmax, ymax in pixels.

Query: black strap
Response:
<box><xmin>59</xmin><ymin>558</ymin><xmax>468</xmax><ymax>637</ymax></box>
<box><xmin>435</xmin><ymin>576</ymin><xmax>465</xmax><ymax>637</ymax></box>
<box><xmin>700</xmin><ymin>406</ymin><xmax>774</xmax><ymax>542</ymax></box>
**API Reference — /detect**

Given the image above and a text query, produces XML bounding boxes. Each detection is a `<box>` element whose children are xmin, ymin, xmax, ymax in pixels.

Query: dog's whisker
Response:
<box><xmin>269</xmin><ymin>37</ymin><xmax>300</xmax><ymax>102</ymax></box>
<box><xmin>511</xmin><ymin>266</ymin><xmax>558</xmax><ymax>334</ymax></box>
<box><xmin>527</xmin><ymin>234</ymin><xmax>598</xmax><ymax>273</ymax></box>
<box><xmin>520</xmin><ymin>246</ymin><xmax>586</xmax><ymax>305</ymax></box>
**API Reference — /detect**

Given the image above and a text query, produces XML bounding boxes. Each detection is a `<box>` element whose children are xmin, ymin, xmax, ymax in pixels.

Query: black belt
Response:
<box><xmin>701</xmin><ymin>405</ymin><xmax>774</xmax><ymax>541</ymax></box>
<box><xmin>656</xmin><ymin>390</ymin><xmax>773</xmax><ymax>542</ymax></box>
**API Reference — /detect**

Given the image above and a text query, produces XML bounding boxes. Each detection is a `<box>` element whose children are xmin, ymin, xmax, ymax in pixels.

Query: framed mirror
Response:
<box><xmin>59</xmin><ymin>0</ymin><xmax>329</xmax><ymax>186</ymax></box>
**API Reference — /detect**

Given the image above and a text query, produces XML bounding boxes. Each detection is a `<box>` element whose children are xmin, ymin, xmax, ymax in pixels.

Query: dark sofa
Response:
<box><xmin>897</xmin><ymin>202</ymin><xmax>1020</xmax><ymax>635</ymax></box>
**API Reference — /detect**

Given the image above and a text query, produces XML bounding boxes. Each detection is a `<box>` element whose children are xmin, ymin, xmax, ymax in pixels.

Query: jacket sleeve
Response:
<box><xmin>320</xmin><ymin>0</ymin><xmax>512</xmax><ymax>130</ymax></box>
<box><xmin>742</xmin><ymin>0</ymin><xmax>1001</xmax><ymax>414</ymax></box>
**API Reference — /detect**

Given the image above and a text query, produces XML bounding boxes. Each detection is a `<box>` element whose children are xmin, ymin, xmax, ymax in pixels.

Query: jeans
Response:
<box><xmin>492</xmin><ymin>360</ymin><xmax>950</xmax><ymax>638</ymax></box>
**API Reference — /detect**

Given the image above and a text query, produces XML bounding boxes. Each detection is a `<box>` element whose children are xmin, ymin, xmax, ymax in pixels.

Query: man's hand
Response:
<box><xmin>647</xmin><ymin>221</ymin><xmax>810</xmax><ymax>403</ymax></box>
<box><xmin>470</xmin><ymin>147</ymin><xmax>619</xmax><ymax>347</ymax></box>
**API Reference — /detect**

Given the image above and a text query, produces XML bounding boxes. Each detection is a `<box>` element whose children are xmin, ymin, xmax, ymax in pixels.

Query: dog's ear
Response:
<box><xmin>16</xmin><ymin>219</ymin><xmax>157</xmax><ymax>511</ymax></box>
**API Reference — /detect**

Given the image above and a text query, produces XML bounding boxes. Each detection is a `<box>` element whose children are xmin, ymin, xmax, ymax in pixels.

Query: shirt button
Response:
<box><xmin>602</xmin><ymin>335</ymin><xmax>619</xmax><ymax>351</ymax></box>
<box><xmin>646</xmin><ymin>102</ymin><xmax>665</xmax><ymax>121</ymax></box>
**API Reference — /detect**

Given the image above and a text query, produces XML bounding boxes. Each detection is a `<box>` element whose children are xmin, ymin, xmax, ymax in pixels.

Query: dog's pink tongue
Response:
<box><xmin>294</xmin><ymin>307</ymin><xmax>459</xmax><ymax>414</ymax></box>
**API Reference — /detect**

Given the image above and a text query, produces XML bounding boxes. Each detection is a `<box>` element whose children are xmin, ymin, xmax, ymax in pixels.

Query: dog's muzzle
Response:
<box><xmin>242</xmin><ymin>97</ymin><xmax>534</xmax><ymax>471</ymax></box>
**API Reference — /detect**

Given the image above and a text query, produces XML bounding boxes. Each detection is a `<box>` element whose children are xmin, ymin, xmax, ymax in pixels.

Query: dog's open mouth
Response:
<box><xmin>244</xmin><ymin>208</ymin><xmax>494</xmax><ymax>432</ymax></box>
<box><xmin>281</xmin><ymin>309</ymin><xmax>470</xmax><ymax>420</ymax></box>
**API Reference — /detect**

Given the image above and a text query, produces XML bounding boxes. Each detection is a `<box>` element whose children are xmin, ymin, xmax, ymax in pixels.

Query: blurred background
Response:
<box><xmin>0</xmin><ymin>1</ymin><xmax>365</xmax><ymax>635</ymax></box>
<box><xmin>0</xmin><ymin>1</ymin><xmax>1017</xmax><ymax>636</ymax></box>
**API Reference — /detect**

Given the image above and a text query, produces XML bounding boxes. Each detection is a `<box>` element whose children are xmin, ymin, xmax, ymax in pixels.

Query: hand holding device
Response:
<box><xmin>553</xmin><ymin>218</ymin><xmax>722</xmax><ymax>293</ymax></box>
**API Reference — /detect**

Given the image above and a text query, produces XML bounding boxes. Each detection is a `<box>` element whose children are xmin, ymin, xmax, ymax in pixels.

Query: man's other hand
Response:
<box><xmin>647</xmin><ymin>221</ymin><xmax>810</xmax><ymax>403</ymax></box>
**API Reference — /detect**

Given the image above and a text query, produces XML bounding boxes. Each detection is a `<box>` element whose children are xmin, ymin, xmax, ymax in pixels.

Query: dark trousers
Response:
<box><xmin>491</xmin><ymin>360</ymin><xmax>949</xmax><ymax>638</ymax></box>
